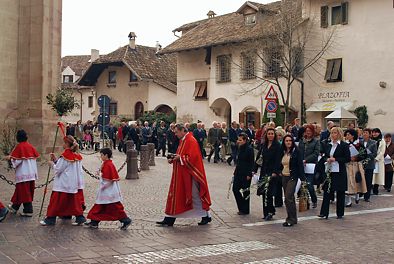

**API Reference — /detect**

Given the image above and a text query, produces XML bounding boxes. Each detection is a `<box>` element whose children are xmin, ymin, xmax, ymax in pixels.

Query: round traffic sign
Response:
<box><xmin>97</xmin><ymin>95</ymin><xmax>110</xmax><ymax>108</ymax></box>
<box><xmin>98</xmin><ymin>113</ymin><xmax>110</xmax><ymax>126</ymax></box>
<box><xmin>266</xmin><ymin>100</ymin><xmax>278</xmax><ymax>113</ymax></box>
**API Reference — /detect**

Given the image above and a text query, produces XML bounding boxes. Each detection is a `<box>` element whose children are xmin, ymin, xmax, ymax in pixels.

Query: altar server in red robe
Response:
<box><xmin>0</xmin><ymin>201</ymin><xmax>9</xmax><ymax>222</ymax></box>
<box><xmin>156</xmin><ymin>123</ymin><xmax>212</xmax><ymax>227</ymax></box>
<box><xmin>6</xmin><ymin>130</ymin><xmax>39</xmax><ymax>217</ymax></box>
<box><xmin>85</xmin><ymin>148</ymin><xmax>131</xmax><ymax>230</ymax></box>
<box><xmin>40</xmin><ymin>135</ymin><xmax>86</xmax><ymax>226</ymax></box>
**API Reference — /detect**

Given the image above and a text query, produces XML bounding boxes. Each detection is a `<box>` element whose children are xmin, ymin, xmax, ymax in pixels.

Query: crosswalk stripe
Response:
<box><xmin>114</xmin><ymin>241</ymin><xmax>276</xmax><ymax>263</ymax></box>
<box><xmin>243</xmin><ymin>207</ymin><xmax>394</xmax><ymax>227</ymax></box>
<box><xmin>244</xmin><ymin>254</ymin><xmax>331</xmax><ymax>264</ymax></box>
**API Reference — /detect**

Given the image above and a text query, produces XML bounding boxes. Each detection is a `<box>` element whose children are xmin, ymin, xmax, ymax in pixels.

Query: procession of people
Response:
<box><xmin>0</xmin><ymin>118</ymin><xmax>393</xmax><ymax>231</ymax></box>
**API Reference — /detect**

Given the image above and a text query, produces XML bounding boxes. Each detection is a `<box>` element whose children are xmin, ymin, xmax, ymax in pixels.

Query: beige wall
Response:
<box><xmin>63</xmin><ymin>89</ymin><xmax>96</xmax><ymax>124</ymax></box>
<box><xmin>0</xmin><ymin>0</ymin><xmax>19</xmax><ymax>116</ymax></box>
<box><xmin>147</xmin><ymin>82</ymin><xmax>176</xmax><ymax>112</ymax></box>
<box><xmin>0</xmin><ymin>0</ymin><xmax>62</xmax><ymax>153</ymax></box>
<box><xmin>303</xmin><ymin>0</ymin><xmax>394</xmax><ymax>131</ymax></box>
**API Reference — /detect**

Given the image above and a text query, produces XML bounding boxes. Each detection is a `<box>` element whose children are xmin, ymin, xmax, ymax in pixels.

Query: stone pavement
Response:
<box><xmin>0</xmin><ymin>150</ymin><xmax>394</xmax><ymax>263</ymax></box>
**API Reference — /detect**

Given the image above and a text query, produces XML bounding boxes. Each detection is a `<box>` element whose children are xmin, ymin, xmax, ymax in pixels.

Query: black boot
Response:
<box><xmin>156</xmin><ymin>217</ymin><xmax>176</xmax><ymax>226</ymax></box>
<box><xmin>198</xmin><ymin>216</ymin><xmax>212</xmax><ymax>225</ymax></box>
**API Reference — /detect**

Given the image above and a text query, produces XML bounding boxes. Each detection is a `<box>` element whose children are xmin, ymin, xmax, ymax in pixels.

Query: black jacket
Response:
<box><xmin>279</xmin><ymin>147</ymin><xmax>305</xmax><ymax>181</ymax></box>
<box><xmin>323</xmin><ymin>141</ymin><xmax>351</xmax><ymax>192</ymax></box>
<box><xmin>234</xmin><ymin>144</ymin><xmax>255</xmax><ymax>185</ymax></box>
<box><xmin>255</xmin><ymin>140</ymin><xmax>281</xmax><ymax>177</ymax></box>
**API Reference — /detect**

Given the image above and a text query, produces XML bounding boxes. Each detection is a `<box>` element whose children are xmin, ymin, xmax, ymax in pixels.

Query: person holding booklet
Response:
<box><xmin>298</xmin><ymin>124</ymin><xmax>320</xmax><ymax>209</ymax></box>
<box><xmin>318</xmin><ymin>127</ymin><xmax>350</xmax><ymax>219</ymax></box>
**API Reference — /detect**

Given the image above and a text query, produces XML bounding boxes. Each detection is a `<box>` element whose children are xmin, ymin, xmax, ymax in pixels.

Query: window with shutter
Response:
<box><xmin>239</xmin><ymin>112</ymin><xmax>246</xmax><ymax>126</ymax></box>
<box><xmin>331</xmin><ymin>6</ymin><xmax>342</xmax><ymax>25</ymax></box>
<box><xmin>321</xmin><ymin>6</ymin><xmax>329</xmax><ymax>28</ymax></box>
<box><xmin>194</xmin><ymin>81</ymin><xmax>208</xmax><ymax>100</ymax></box>
<box><xmin>341</xmin><ymin>2</ymin><xmax>349</xmax><ymax>25</ymax></box>
<box><xmin>325</xmin><ymin>59</ymin><xmax>342</xmax><ymax>82</ymax></box>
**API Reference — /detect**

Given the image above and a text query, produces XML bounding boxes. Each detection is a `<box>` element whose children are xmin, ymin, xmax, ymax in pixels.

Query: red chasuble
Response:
<box><xmin>60</xmin><ymin>149</ymin><xmax>82</xmax><ymax>162</ymax></box>
<box><xmin>10</xmin><ymin>142</ymin><xmax>39</xmax><ymax>160</ymax></box>
<box><xmin>101</xmin><ymin>160</ymin><xmax>120</xmax><ymax>181</ymax></box>
<box><xmin>165</xmin><ymin>133</ymin><xmax>211</xmax><ymax>215</ymax></box>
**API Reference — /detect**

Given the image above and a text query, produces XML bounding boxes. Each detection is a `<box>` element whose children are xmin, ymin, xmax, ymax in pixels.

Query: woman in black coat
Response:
<box><xmin>232</xmin><ymin>133</ymin><xmax>254</xmax><ymax>215</ymax></box>
<box><xmin>319</xmin><ymin>127</ymin><xmax>351</xmax><ymax>219</ymax></box>
<box><xmin>279</xmin><ymin>135</ymin><xmax>305</xmax><ymax>226</ymax></box>
<box><xmin>254</xmin><ymin>128</ymin><xmax>281</xmax><ymax>220</ymax></box>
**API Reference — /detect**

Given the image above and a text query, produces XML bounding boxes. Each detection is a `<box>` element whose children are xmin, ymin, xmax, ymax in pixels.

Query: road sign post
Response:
<box><xmin>98</xmin><ymin>95</ymin><xmax>111</xmax><ymax>148</ymax></box>
<box><xmin>264</xmin><ymin>86</ymin><xmax>278</xmax><ymax>123</ymax></box>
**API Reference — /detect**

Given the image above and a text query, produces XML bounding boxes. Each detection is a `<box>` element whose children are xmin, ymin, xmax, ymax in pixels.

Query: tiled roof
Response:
<box><xmin>160</xmin><ymin>1</ymin><xmax>282</xmax><ymax>54</ymax></box>
<box><xmin>61</xmin><ymin>83</ymin><xmax>92</xmax><ymax>90</ymax></box>
<box><xmin>80</xmin><ymin>45</ymin><xmax>177</xmax><ymax>92</ymax></box>
<box><xmin>61</xmin><ymin>55</ymin><xmax>91</xmax><ymax>77</ymax></box>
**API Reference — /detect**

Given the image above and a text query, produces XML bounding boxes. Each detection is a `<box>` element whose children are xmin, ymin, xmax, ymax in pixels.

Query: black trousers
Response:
<box><xmin>385</xmin><ymin>171</ymin><xmax>393</xmax><ymax>190</ymax></box>
<box><xmin>208</xmin><ymin>143</ymin><xmax>220</xmax><ymax>162</ymax></box>
<box><xmin>274</xmin><ymin>177</ymin><xmax>283</xmax><ymax>207</ymax></box>
<box><xmin>262</xmin><ymin>177</ymin><xmax>276</xmax><ymax>217</ymax></box>
<box><xmin>156</xmin><ymin>140</ymin><xmax>166</xmax><ymax>156</ymax></box>
<box><xmin>320</xmin><ymin>190</ymin><xmax>345</xmax><ymax>217</ymax></box>
<box><xmin>197</xmin><ymin>141</ymin><xmax>204</xmax><ymax>158</ymax></box>
<box><xmin>364</xmin><ymin>169</ymin><xmax>374</xmax><ymax>200</ymax></box>
<box><xmin>233</xmin><ymin>180</ymin><xmax>251</xmax><ymax>214</ymax></box>
<box><xmin>12</xmin><ymin>202</ymin><xmax>33</xmax><ymax>213</ymax></box>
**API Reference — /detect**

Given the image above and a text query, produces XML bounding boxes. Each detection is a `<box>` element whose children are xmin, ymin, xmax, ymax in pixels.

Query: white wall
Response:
<box><xmin>147</xmin><ymin>82</ymin><xmax>177</xmax><ymax>112</ymax></box>
<box><xmin>303</xmin><ymin>0</ymin><xmax>394</xmax><ymax>131</ymax></box>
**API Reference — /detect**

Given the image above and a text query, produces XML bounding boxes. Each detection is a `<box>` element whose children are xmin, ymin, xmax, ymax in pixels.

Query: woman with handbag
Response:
<box><xmin>232</xmin><ymin>133</ymin><xmax>254</xmax><ymax>215</ymax></box>
<box><xmin>344</xmin><ymin>129</ymin><xmax>367</xmax><ymax>207</ymax></box>
<box><xmin>254</xmin><ymin>128</ymin><xmax>281</xmax><ymax>220</ymax></box>
<box><xmin>279</xmin><ymin>135</ymin><xmax>305</xmax><ymax>226</ymax></box>
<box><xmin>318</xmin><ymin>127</ymin><xmax>351</xmax><ymax>219</ymax></box>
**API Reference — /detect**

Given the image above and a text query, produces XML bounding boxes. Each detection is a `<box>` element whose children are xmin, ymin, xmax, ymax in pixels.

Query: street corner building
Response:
<box><xmin>78</xmin><ymin>33</ymin><xmax>177</xmax><ymax>122</ymax></box>
<box><xmin>302</xmin><ymin>0</ymin><xmax>394</xmax><ymax>132</ymax></box>
<box><xmin>159</xmin><ymin>1</ymin><xmax>302</xmax><ymax>127</ymax></box>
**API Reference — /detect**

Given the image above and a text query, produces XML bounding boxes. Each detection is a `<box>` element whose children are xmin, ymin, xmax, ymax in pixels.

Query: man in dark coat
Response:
<box><xmin>193</xmin><ymin>123</ymin><xmax>206</xmax><ymax>158</ymax></box>
<box><xmin>167</xmin><ymin>123</ymin><xmax>178</xmax><ymax>154</ymax></box>
<box><xmin>156</xmin><ymin>121</ymin><xmax>167</xmax><ymax>157</ymax></box>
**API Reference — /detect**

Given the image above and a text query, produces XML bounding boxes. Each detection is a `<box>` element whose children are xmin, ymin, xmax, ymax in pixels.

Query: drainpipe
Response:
<box><xmin>294</xmin><ymin>77</ymin><xmax>305</xmax><ymax>124</ymax></box>
<box><xmin>76</xmin><ymin>88</ymin><xmax>83</xmax><ymax>122</ymax></box>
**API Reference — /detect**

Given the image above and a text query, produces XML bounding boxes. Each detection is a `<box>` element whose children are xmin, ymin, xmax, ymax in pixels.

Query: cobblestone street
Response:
<box><xmin>1</xmin><ymin>151</ymin><xmax>394</xmax><ymax>263</ymax></box>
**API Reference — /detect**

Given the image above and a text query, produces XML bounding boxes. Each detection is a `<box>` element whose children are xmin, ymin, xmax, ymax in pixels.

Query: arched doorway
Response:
<box><xmin>134</xmin><ymin>102</ymin><xmax>144</xmax><ymax>120</ymax></box>
<box><xmin>239</xmin><ymin>106</ymin><xmax>261</xmax><ymax>129</ymax></box>
<box><xmin>155</xmin><ymin>104</ymin><xmax>175</xmax><ymax>115</ymax></box>
<box><xmin>210</xmin><ymin>98</ymin><xmax>231</xmax><ymax>125</ymax></box>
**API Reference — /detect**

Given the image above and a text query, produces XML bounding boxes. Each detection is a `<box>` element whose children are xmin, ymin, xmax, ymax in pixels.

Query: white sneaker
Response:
<box><xmin>7</xmin><ymin>204</ymin><xmax>17</xmax><ymax>214</ymax></box>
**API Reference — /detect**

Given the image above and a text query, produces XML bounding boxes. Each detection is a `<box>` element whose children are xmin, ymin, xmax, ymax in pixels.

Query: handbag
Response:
<box><xmin>355</xmin><ymin>171</ymin><xmax>362</xmax><ymax>183</ymax></box>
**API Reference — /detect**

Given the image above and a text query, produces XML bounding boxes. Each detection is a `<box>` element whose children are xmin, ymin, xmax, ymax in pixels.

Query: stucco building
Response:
<box><xmin>160</xmin><ymin>1</ymin><xmax>301</xmax><ymax>128</ymax></box>
<box><xmin>78</xmin><ymin>34</ymin><xmax>177</xmax><ymax>122</ymax></box>
<box><xmin>0</xmin><ymin>0</ymin><xmax>62</xmax><ymax>153</ymax></box>
<box><xmin>61</xmin><ymin>51</ymin><xmax>99</xmax><ymax>123</ymax></box>
<box><xmin>302</xmin><ymin>0</ymin><xmax>394</xmax><ymax>131</ymax></box>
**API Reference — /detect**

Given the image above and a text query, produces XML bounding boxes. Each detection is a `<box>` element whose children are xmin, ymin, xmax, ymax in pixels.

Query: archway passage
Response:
<box><xmin>210</xmin><ymin>98</ymin><xmax>231</xmax><ymax>126</ymax></box>
<box><xmin>155</xmin><ymin>104</ymin><xmax>174</xmax><ymax>115</ymax></box>
<box><xmin>135</xmin><ymin>102</ymin><xmax>144</xmax><ymax>120</ymax></box>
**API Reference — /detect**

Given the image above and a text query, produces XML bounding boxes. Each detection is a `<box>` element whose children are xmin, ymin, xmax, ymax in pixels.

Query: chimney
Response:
<box><xmin>91</xmin><ymin>49</ymin><xmax>99</xmax><ymax>62</ymax></box>
<box><xmin>155</xmin><ymin>41</ymin><xmax>162</xmax><ymax>53</ymax></box>
<box><xmin>128</xmin><ymin>32</ymin><xmax>137</xmax><ymax>49</ymax></box>
<box><xmin>207</xmin><ymin>10</ymin><xmax>216</xmax><ymax>18</ymax></box>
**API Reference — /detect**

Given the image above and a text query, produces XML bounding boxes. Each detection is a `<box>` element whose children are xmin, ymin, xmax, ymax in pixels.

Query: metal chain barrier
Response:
<box><xmin>82</xmin><ymin>158</ymin><xmax>127</xmax><ymax>180</ymax></box>
<box><xmin>0</xmin><ymin>173</ymin><xmax>55</xmax><ymax>189</ymax></box>
<box><xmin>82</xmin><ymin>165</ymin><xmax>100</xmax><ymax>180</ymax></box>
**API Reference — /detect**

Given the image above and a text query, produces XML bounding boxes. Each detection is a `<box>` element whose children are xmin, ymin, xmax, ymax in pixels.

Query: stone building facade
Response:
<box><xmin>0</xmin><ymin>0</ymin><xmax>62</xmax><ymax>153</ymax></box>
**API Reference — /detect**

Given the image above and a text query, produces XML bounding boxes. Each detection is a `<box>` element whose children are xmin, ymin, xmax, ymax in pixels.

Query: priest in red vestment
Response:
<box><xmin>157</xmin><ymin>124</ymin><xmax>212</xmax><ymax>226</ymax></box>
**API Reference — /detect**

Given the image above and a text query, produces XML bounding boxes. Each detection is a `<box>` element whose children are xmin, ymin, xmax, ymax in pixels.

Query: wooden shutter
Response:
<box><xmin>341</xmin><ymin>2</ymin><xmax>349</xmax><ymax>25</ymax></box>
<box><xmin>324</xmin><ymin>59</ymin><xmax>334</xmax><ymax>80</ymax></box>
<box><xmin>321</xmin><ymin>6</ymin><xmax>329</xmax><ymax>28</ymax></box>
<box><xmin>197</xmin><ymin>81</ymin><xmax>207</xmax><ymax>97</ymax></box>
<box><xmin>254</xmin><ymin>112</ymin><xmax>261</xmax><ymax>129</ymax></box>
<box><xmin>193</xmin><ymin>82</ymin><xmax>201</xmax><ymax>97</ymax></box>
<box><xmin>331</xmin><ymin>59</ymin><xmax>342</xmax><ymax>80</ymax></box>
<box><xmin>239</xmin><ymin>112</ymin><xmax>245</xmax><ymax>125</ymax></box>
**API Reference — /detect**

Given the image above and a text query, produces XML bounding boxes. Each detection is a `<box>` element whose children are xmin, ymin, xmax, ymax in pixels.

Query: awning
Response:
<box><xmin>325</xmin><ymin>107</ymin><xmax>357</xmax><ymax>119</ymax></box>
<box><xmin>306</xmin><ymin>101</ymin><xmax>353</xmax><ymax>112</ymax></box>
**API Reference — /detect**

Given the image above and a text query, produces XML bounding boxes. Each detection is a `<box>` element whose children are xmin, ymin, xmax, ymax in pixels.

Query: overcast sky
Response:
<box><xmin>62</xmin><ymin>0</ymin><xmax>272</xmax><ymax>56</ymax></box>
